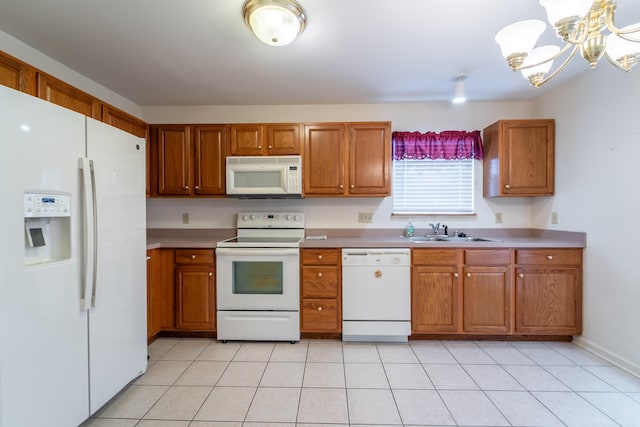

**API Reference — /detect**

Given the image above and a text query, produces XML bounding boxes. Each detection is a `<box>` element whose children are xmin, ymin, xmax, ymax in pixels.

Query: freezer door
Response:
<box><xmin>0</xmin><ymin>86</ymin><xmax>90</xmax><ymax>427</ymax></box>
<box><xmin>85</xmin><ymin>118</ymin><xmax>148</xmax><ymax>414</ymax></box>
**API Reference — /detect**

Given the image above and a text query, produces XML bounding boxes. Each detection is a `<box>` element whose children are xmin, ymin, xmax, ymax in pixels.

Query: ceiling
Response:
<box><xmin>1</xmin><ymin>0</ymin><xmax>639</xmax><ymax>106</ymax></box>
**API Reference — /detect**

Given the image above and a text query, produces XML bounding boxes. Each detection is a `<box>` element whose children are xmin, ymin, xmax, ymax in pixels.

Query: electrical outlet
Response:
<box><xmin>358</xmin><ymin>212</ymin><xmax>373</xmax><ymax>223</ymax></box>
<box><xmin>495</xmin><ymin>212</ymin><xmax>503</xmax><ymax>224</ymax></box>
<box><xmin>182</xmin><ymin>213</ymin><xmax>190</xmax><ymax>224</ymax></box>
<box><xmin>551</xmin><ymin>212</ymin><xmax>558</xmax><ymax>224</ymax></box>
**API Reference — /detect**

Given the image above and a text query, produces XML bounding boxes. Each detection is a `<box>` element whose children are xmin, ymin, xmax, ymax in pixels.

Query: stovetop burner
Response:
<box><xmin>216</xmin><ymin>212</ymin><xmax>305</xmax><ymax>248</ymax></box>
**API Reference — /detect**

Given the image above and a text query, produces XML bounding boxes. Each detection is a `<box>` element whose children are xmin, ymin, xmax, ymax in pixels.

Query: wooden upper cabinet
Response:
<box><xmin>303</xmin><ymin>124</ymin><xmax>346</xmax><ymax>195</ymax></box>
<box><xmin>483</xmin><ymin>119</ymin><xmax>555</xmax><ymax>197</ymax></box>
<box><xmin>193</xmin><ymin>125</ymin><xmax>227</xmax><ymax>195</ymax></box>
<box><xmin>348</xmin><ymin>122</ymin><xmax>391</xmax><ymax>196</ymax></box>
<box><xmin>154</xmin><ymin>125</ymin><xmax>192</xmax><ymax>195</ymax></box>
<box><xmin>0</xmin><ymin>50</ymin><xmax>36</xmax><ymax>95</ymax></box>
<box><xmin>37</xmin><ymin>72</ymin><xmax>102</xmax><ymax>119</ymax></box>
<box><xmin>102</xmin><ymin>104</ymin><xmax>147</xmax><ymax>138</ymax></box>
<box><xmin>229</xmin><ymin>123</ymin><xmax>300</xmax><ymax>155</ymax></box>
<box><xmin>266</xmin><ymin>123</ymin><xmax>301</xmax><ymax>155</ymax></box>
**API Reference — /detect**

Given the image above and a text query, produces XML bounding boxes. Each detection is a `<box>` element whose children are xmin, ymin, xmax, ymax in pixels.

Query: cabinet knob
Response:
<box><xmin>195</xmin><ymin>185</ymin><xmax>199</xmax><ymax>190</ymax></box>
<box><xmin>339</xmin><ymin>184</ymin><xmax>344</xmax><ymax>189</ymax></box>
<box><xmin>546</xmin><ymin>255</ymin><xmax>553</xmax><ymax>260</ymax></box>
<box><xmin>453</xmin><ymin>273</ymin><xmax>458</xmax><ymax>278</ymax></box>
<box><xmin>317</xmin><ymin>305</ymin><xmax>323</xmax><ymax>311</ymax></box>
<box><xmin>208</xmin><ymin>272</ymin><xmax>213</xmax><ymax>277</ymax></box>
<box><xmin>317</xmin><ymin>272</ymin><xmax>323</xmax><ymax>278</ymax></box>
<box><xmin>350</xmin><ymin>184</ymin><xmax>354</xmax><ymax>189</ymax></box>
<box><xmin>191</xmin><ymin>255</ymin><xmax>196</xmax><ymax>259</ymax></box>
<box><xmin>268</xmin><ymin>145</ymin><xmax>273</xmax><ymax>149</ymax></box>
<box><xmin>504</xmin><ymin>184</ymin><xmax>511</xmax><ymax>189</ymax></box>
<box><xmin>519</xmin><ymin>273</ymin><xmax>524</xmax><ymax>278</ymax></box>
<box><xmin>258</xmin><ymin>145</ymin><xmax>262</xmax><ymax>149</ymax></box>
<box><xmin>317</xmin><ymin>255</ymin><xmax>323</xmax><ymax>260</ymax></box>
<box><xmin>184</xmin><ymin>185</ymin><xmax>189</xmax><ymax>190</ymax></box>
<box><xmin>466</xmin><ymin>272</ymin><xmax>472</xmax><ymax>278</ymax></box>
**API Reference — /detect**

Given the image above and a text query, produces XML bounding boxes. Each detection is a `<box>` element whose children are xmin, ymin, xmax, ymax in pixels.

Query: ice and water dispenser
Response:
<box><xmin>24</xmin><ymin>192</ymin><xmax>71</xmax><ymax>266</ymax></box>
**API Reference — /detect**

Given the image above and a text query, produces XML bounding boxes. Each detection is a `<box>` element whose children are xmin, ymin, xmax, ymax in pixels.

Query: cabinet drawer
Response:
<box><xmin>516</xmin><ymin>249</ymin><xmax>581</xmax><ymax>266</ymax></box>
<box><xmin>301</xmin><ymin>298</ymin><xmax>340</xmax><ymax>331</ymax></box>
<box><xmin>465</xmin><ymin>249</ymin><xmax>511</xmax><ymax>266</ymax></box>
<box><xmin>301</xmin><ymin>267</ymin><xmax>338</xmax><ymax>297</ymax></box>
<box><xmin>175</xmin><ymin>249</ymin><xmax>215</xmax><ymax>265</ymax></box>
<box><xmin>301</xmin><ymin>249</ymin><xmax>340</xmax><ymax>265</ymax></box>
<box><xmin>413</xmin><ymin>249</ymin><xmax>459</xmax><ymax>265</ymax></box>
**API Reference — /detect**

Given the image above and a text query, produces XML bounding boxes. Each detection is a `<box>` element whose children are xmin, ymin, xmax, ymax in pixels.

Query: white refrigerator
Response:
<box><xmin>0</xmin><ymin>85</ymin><xmax>147</xmax><ymax>427</ymax></box>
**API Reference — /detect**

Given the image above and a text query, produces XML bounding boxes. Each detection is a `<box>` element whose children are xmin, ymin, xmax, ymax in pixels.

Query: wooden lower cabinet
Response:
<box><xmin>175</xmin><ymin>249</ymin><xmax>216</xmax><ymax>331</ymax></box>
<box><xmin>463</xmin><ymin>249</ymin><xmax>511</xmax><ymax>333</ymax></box>
<box><xmin>412</xmin><ymin>249</ymin><xmax>461</xmax><ymax>333</ymax></box>
<box><xmin>147</xmin><ymin>248</ymin><xmax>175</xmax><ymax>340</ymax></box>
<box><xmin>515</xmin><ymin>249</ymin><xmax>582</xmax><ymax>335</ymax></box>
<box><xmin>300</xmin><ymin>248</ymin><xmax>341</xmax><ymax>333</ymax></box>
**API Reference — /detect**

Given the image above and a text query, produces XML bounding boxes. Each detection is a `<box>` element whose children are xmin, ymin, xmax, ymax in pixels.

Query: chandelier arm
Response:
<box><xmin>564</xmin><ymin>20</ymin><xmax>590</xmax><ymax>45</ymax></box>
<box><xmin>603</xmin><ymin>51</ymin><xmax>633</xmax><ymax>72</ymax></box>
<box><xmin>533</xmin><ymin>45</ymin><xmax>581</xmax><ymax>87</ymax></box>
<box><xmin>516</xmin><ymin>43</ymin><xmax>574</xmax><ymax>71</ymax></box>
<box><xmin>615</xmin><ymin>33</ymin><xmax>640</xmax><ymax>43</ymax></box>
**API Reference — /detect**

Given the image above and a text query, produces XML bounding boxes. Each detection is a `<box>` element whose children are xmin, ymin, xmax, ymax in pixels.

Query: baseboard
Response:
<box><xmin>572</xmin><ymin>336</ymin><xmax>640</xmax><ymax>379</ymax></box>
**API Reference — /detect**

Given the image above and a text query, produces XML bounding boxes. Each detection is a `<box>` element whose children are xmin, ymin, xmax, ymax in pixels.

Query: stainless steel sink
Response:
<box><xmin>399</xmin><ymin>235</ymin><xmax>502</xmax><ymax>243</ymax></box>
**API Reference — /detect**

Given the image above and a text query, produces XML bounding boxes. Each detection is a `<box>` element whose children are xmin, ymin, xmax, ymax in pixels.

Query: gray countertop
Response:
<box><xmin>147</xmin><ymin>228</ymin><xmax>586</xmax><ymax>250</ymax></box>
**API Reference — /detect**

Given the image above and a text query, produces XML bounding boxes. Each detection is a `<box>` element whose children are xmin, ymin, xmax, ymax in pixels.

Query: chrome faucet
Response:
<box><xmin>429</xmin><ymin>222</ymin><xmax>440</xmax><ymax>235</ymax></box>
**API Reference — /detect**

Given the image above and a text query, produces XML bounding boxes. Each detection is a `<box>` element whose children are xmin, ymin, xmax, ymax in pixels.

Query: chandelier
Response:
<box><xmin>495</xmin><ymin>0</ymin><xmax>640</xmax><ymax>87</ymax></box>
<box><xmin>243</xmin><ymin>0</ymin><xmax>306</xmax><ymax>47</ymax></box>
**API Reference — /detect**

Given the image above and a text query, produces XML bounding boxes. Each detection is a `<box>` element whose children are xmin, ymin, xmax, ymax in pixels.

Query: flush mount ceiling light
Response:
<box><xmin>243</xmin><ymin>0</ymin><xmax>307</xmax><ymax>47</ymax></box>
<box><xmin>452</xmin><ymin>75</ymin><xmax>468</xmax><ymax>104</ymax></box>
<box><xmin>495</xmin><ymin>0</ymin><xmax>640</xmax><ymax>87</ymax></box>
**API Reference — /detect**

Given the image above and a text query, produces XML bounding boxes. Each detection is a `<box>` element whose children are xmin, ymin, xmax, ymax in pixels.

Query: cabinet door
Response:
<box><xmin>194</xmin><ymin>125</ymin><xmax>227</xmax><ymax>195</ymax></box>
<box><xmin>156</xmin><ymin>125</ymin><xmax>192</xmax><ymax>195</ymax></box>
<box><xmin>303</xmin><ymin>124</ymin><xmax>346</xmax><ymax>195</ymax></box>
<box><xmin>463</xmin><ymin>267</ymin><xmax>511</xmax><ymax>333</ymax></box>
<box><xmin>175</xmin><ymin>266</ymin><xmax>216</xmax><ymax>330</ymax></box>
<box><xmin>348</xmin><ymin>123</ymin><xmax>391</xmax><ymax>195</ymax></box>
<box><xmin>146</xmin><ymin>249</ymin><xmax>163</xmax><ymax>340</ymax></box>
<box><xmin>0</xmin><ymin>51</ymin><xmax>36</xmax><ymax>95</ymax></box>
<box><xmin>516</xmin><ymin>268</ymin><xmax>581</xmax><ymax>334</ymax></box>
<box><xmin>230</xmin><ymin>124</ymin><xmax>264</xmax><ymax>155</ymax></box>
<box><xmin>266</xmin><ymin>123</ymin><xmax>301</xmax><ymax>155</ymax></box>
<box><xmin>101</xmin><ymin>104</ymin><xmax>147</xmax><ymax>138</ymax></box>
<box><xmin>37</xmin><ymin>73</ymin><xmax>102</xmax><ymax>119</ymax></box>
<box><xmin>501</xmin><ymin>120</ymin><xmax>554</xmax><ymax>195</ymax></box>
<box><xmin>412</xmin><ymin>266</ymin><xmax>460</xmax><ymax>333</ymax></box>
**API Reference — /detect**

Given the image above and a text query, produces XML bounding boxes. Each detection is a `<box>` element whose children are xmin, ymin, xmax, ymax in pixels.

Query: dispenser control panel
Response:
<box><xmin>24</xmin><ymin>193</ymin><xmax>71</xmax><ymax>218</ymax></box>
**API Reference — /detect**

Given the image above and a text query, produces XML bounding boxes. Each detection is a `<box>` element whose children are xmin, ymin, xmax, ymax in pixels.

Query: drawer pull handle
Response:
<box><xmin>504</xmin><ymin>184</ymin><xmax>510</xmax><ymax>189</ymax></box>
<box><xmin>546</xmin><ymin>255</ymin><xmax>553</xmax><ymax>260</ymax></box>
<box><xmin>317</xmin><ymin>255</ymin><xmax>323</xmax><ymax>260</ymax></box>
<box><xmin>317</xmin><ymin>306</ymin><xmax>323</xmax><ymax>311</ymax></box>
<box><xmin>192</xmin><ymin>255</ymin><xmax>196</xmax><ymax>259</ymax></box>
<box><xmin>453</xmin><ymin>273</ymin><xmax>458</xmax><ymax>278</ymax></box>
<box><xmin>519</xmin><ymin>273</ymin><xmax>524</xmax><ymax>278</ymax></box>
<box><xmin>466</xmin><ymin>273</ymin><xmax>472</xmax><ymax>278</ymax></box>
<box><xmin>317</xmin><ymin>272</ymin><xmax>323</xmax><ymax>278</ymax></box>
<box><xmin>208</xmin><ymin>272</ymin><xmax>213</xmax><ymax>277</ymax></box>
<box><xmin>375</xmin><ymin>270</ymin><xmax>382</xmax><ymax>278</ymax></box>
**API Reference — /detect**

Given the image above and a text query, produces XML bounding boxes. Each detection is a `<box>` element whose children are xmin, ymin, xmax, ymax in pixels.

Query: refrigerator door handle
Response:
<box><xmin>89</xmin><ymin>159</ymin><xmax>98</xmax><ymax>307</ymax></box>
<box><xmin>79</xmin><ymin>158</ymin><xmax>96</xmax><ymax>311</ymax></box>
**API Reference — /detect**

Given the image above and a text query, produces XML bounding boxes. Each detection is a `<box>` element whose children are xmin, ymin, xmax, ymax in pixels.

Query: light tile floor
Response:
<box><xmin>84</xmin><ymin>338</ymin><xmax>640</xmax><ymax>427</ymax></box>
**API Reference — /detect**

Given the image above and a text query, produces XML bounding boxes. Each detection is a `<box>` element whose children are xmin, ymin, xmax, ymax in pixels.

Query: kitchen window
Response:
<box><xmin>392</xmin><ymin>130</ymin><xmax>483</xmax><ymax>215</ymax></box>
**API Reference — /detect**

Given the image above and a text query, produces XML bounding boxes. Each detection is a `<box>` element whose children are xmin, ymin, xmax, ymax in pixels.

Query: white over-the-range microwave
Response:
<box><xmin>226</xmin><ymin>155</ymin><xmax>303</xmax><ymax>198</ymax></box>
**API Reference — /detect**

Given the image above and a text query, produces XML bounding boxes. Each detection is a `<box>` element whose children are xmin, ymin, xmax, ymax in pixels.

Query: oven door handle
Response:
<box><xmin>216</xmin><ymin>248</ymin><xmax>300</xmax><ymax>256</ymax></box>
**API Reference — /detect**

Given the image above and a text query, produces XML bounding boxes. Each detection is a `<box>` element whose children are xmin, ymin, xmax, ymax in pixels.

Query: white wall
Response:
<box><xmin>145</xmin><ymin>102</ymin><xmax>536</xmax><ymax>231</ymax></box>
<box><xmin>532</xmin><ymin>65</ymin><xmax>640</xmax><ymax>376</ymax></box>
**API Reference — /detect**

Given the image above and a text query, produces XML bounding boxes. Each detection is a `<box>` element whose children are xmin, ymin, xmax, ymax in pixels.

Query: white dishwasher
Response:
<box><xmin>342</xmin><ymin>248</ymin><xmax>411</xmax><ymax>342</ymax></box>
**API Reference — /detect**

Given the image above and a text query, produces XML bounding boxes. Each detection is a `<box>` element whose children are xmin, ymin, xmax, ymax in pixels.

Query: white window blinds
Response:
<box><xmin>393</xmin><ymin>158</ymin><xmax>475</xmax><ymax>214</ymax></box>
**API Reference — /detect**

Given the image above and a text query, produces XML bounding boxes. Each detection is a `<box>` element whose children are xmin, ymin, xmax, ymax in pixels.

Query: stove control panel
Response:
<box><xmin>237</xmin><ymin>212</ymin><xmax>305</xmax><ymax>229</ymax></box>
